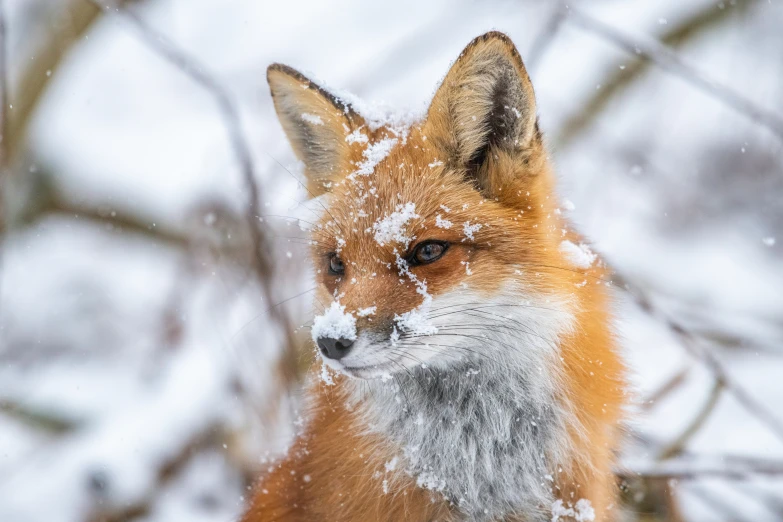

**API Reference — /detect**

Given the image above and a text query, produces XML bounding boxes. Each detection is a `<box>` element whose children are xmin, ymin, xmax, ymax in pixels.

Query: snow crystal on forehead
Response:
<box><xmin>353</xmin><ymin>137</ymin><xmax>398</xmax><ymax>177</ymax></box>
<box><xmin>373</xmin><ymin>202</ymin><xmax>419</xmax><ymax>247</ymax></box>
<box><xmin>559</xmin><ymin>240</ymin><xmax>597</xmax><ymax>269</ymax></box>
<box><xmin>311</xmin><ymin>302</ymin><xmax>357</xmax><ymax>342</ymax></box>
<box><xmin>435</xmin><ymin>214</ymin><xmax>452</xmax><ymax>229</ymax></box>
<box><xmin>345</xmin><ymin>128</ymin><xmax>369</xmax><ymax>144</ymax></box>
<box><xmin>462</xmin><ymin>221</ymin><xmax>482</xmax><ymax>241</ymax></box>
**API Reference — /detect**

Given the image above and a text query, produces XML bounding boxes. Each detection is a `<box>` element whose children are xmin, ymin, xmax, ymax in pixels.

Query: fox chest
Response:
<box><xmin>349</xmin><ymin>362</ymin><xmax>570</xmax><ymax>522</ymax></box>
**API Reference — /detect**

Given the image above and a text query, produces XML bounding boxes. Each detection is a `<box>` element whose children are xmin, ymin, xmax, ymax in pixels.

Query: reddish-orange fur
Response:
<box><xmin>244</xmin><ymin>32</ymin><xmax>626</xmax><ymax>521</ymax></box>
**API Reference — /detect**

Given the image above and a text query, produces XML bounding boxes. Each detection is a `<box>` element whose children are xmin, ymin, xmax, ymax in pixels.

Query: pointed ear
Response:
<box><xmin>423</xmin><ymin>32</ymin><xmax>540</xmax><ymax>193</ymax></box>
<box><xmin>267</xmin><ymin>64</ymin><xmax>362</xmax><ymax>195</ymax></box>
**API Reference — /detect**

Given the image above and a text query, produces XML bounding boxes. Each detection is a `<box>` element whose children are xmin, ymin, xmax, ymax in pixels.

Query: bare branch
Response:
<box><xmin>0</xmin><ymin>0</ymin><xmax>7</xmax><ymax>321</ymax></box>
<box><xmin>85</xmin><ymin>422</ymin><xmax>226</xmax><ymax>522</ymax></box>
<box><xmin>566</xmin><ymin>7</ymin><xmax>783</xmax><ymax>141</ymax></box>
<box><xmin>657</xmin><ymin>378</ymin><xmax>723</xmax><ymax>460</ymax></box>
<box><xmin>0</xmin><ymin>0</ymin><xmax>6</xmax><ymax>171</ymax></box>
<box><xmin>8</xmin><ymin>0</ymin><xmax>125</xmax><ymax>162</ymax></box>
<box><xmin>641</xmin><ymin>363</ymin><xmax>691</xmax><ymax>412</ymax></box>
<box><xmin>525</xmin><ymin>0</ymin><xmax>566</xmax><ymax>73</ymax></box>
<box><xmin>618</xmin><ymin>275</ymin><xmax>783</xmax><ymax>445</ymax></box>
<box><xmin>87</xmin><ymin>0</ymin><xmax>300</xmax><ymax>426</ymax></box>
<box><xmin>620</xmin><ymin>456</ymin><xmax>783</xmax><ymax>481</ymax></box>
<box><xmin>0</xmin><ymin>398</ymin><xmax>79</xmax><ymax>434</ymax></box>
<box><xmin>554</xmin><ymin>0</ymin><xmax>755</xmax><ymax>147</ymax></box>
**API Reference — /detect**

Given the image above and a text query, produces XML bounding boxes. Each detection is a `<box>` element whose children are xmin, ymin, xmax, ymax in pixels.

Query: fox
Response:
<box><xmin>243</xmin><ymin>32</ymin><xmax>626</xmax><ymax>522</ymax></box>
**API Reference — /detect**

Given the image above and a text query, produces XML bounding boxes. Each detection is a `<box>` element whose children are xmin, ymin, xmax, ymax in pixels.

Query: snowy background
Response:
<box><xmin>1</xmin><ymin>0</ymin><xmax>782</xmax><ymax>520</ymax></box>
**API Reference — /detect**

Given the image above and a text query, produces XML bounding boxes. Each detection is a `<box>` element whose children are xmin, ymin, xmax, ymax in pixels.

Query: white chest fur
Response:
<box><xmin>345</xmin><ymin>292</ymin><xmax>578</xmax><ymax>521</ymax></box>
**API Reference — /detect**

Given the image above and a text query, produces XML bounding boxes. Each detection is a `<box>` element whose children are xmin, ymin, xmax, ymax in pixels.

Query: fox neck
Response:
<box><xmin>343</xmin><ymin>298</ymin><xmax>577</xmax><ymax>521</ymax></box>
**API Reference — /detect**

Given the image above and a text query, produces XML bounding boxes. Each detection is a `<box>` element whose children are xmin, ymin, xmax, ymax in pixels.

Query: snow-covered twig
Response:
<box><xmin>566</xmin><ymin>7</ymin><xmax>783</xmax><ymax>140</ymax></box>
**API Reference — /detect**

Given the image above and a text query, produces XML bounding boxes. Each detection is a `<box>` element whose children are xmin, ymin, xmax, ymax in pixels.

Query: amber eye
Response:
<box><xmin>328</xmin><ymin>253</ymin><xmax>345</xmax><ymax>275</ymax></box>
<box><xmin>410</xmin><ymin>241</ymin><xmax>448</xmax><ymax>266</ymax></box>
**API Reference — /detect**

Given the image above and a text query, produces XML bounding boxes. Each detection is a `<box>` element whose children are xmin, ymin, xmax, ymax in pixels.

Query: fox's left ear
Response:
<box><xmin>267</xmin><ymin>64</ymin><xmax>362</xmax><ymax>195</ymax></box>
<box><xmin>424</xmin><ymin>32</ymin><xmax>540</xmax><ymax>194</ymax></box>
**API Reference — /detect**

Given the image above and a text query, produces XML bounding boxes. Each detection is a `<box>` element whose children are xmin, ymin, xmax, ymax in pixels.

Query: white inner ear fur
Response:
<box><xmin>343</xmin><ymin>282</ymin><xmax>584</xmax><ymax>521</ymax></box>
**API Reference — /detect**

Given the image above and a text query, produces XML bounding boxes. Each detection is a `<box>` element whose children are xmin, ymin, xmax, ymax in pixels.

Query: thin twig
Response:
<box><xmin>641</xmin><ymin>363</ymin><xmax>691</xmax><ymax>412</ymax></box>
<box><xmin>566</xmin><ymin>7</ymin><xmax>783</xmax><ymax>141</ymax></box>
<box><xmin>620</xmin><ymin>456</ymin><xmax>783</xmax><ymax>481</ymax></box>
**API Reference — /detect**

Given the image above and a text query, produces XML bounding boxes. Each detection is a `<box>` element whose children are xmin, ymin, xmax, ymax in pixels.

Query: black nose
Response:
<box><xmin>317</xmin><ymin>337</ymin><xmax>354</xmax><ymax>360</ymax></box>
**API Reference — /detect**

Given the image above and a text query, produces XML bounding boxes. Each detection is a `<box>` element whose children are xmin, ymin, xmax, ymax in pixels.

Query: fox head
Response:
<box><xmin>268</xmin><ymin>32</ymin><xmax>588</xmax><ymax>380</ymax></box>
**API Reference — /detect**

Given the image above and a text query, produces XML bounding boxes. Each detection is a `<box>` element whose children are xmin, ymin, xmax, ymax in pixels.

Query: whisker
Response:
<box><xmin>231</xmin><ymin>287</ymin><xmax>317</xmax><ymax>340</ymax></box>
<box><xmin>264</xmin><ymin>153</ymin><xmax>346</xmax><ymax>236</ymax></box>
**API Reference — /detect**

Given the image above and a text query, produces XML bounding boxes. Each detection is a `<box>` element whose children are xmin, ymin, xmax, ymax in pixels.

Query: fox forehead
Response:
<box><xmin>312</xmin><ymin>129</ymin><xmax>502</xmax><ymax>260</ymax></box>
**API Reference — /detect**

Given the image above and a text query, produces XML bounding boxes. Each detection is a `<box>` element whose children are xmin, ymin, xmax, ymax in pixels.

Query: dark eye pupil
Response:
<box><xmin>415</xmin><ymin>242</ymin><xmax>445</xmax><ymax>263</ymax></box>
<box><xmin>329</xmin><ymin>255</ymin><xmax>344</xmax><ymax>274</ymax></box>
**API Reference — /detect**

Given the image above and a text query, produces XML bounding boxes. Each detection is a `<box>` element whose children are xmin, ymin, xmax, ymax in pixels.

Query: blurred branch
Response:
<box><xmin>617</xmin><ymin>274</ymin><xmax>783</xmax><ymax>445</ymax></box>
<box><xmin>685</xmin><ymin>483</ymin><xmax>755</xmax><ymax>522</ymax></box>
<box><xmin>0</xmin><ymin>0</ymin><xmax>7</xmax><ymax>314</ymax></box>
<box><xmin>88</xmin><ymin>0</ymin><xmax>299</xmax><ymax>418</ymax></box>
<box><xmin>640</xmin><ymin>363</ymin><xmax>691</xmax><ymax>412</ymax></box>
<box><xmin>555</xmin><ymin>0</ymin><xmax>754</xmax><ymax>147</ymax></box>
<box><xmin>620</xmin><ymin>455</ymin><xmax>783</xmax><ymax>481</ymax></box>
<box><xmin>7</xmin><ymin>0</ymin><xmax>134</xmax><ymax>161</ymax></box>
<box><xmin>85</xmin><ymin>423</ymin><xmax>225</xmax><ymax>522</ymax></box>
<box><xmin>526</xmin><ymin>0</ymin><xmax>566</xmax><ymax>72</ymax></box>
<box><xmin>0</xmin><ymin>0</ymin><xmax>7</xmax><ymax>171</ymax></box>
<box><xmin>16</xmin><ymin>176</ymin><xmax>192</xmax><ymax>247</ymax></box>
<box><xmin>657</xmin><ymin>378</ymin><xmax>723</xmax><ymax>460</ymax></box>
<box><xmin>0</xmin><ymin>399</ymin><xmax>79</xmax><ymax>434</ymax></box>
<box><xmin>559</xmin><ymin>2</ymin><xmax>783</xmax><ymax>145</ymax></box>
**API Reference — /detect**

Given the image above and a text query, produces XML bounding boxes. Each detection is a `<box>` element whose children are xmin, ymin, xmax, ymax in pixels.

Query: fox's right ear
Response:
<box><xmin>423</xmin><ymin>32</ymin><xmax>540</xmax><ymax>196</ymax></box>
<box><xmin>267</xmin><ymin>64</ymin><xmax>362</xmax><ymax>195</ymax></box>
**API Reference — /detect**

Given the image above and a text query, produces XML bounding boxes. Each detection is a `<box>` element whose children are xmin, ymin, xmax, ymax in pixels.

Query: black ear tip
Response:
<box><xmin>459</xmin><ymin>31</ymin><xmax>524</xmax><ymax>65</ymax></box>
<box><xmin>467</xmin><ymin>31</ymin><xmax>516</xmax><ymax>49</ymax></box>
<box><xmin>479</xmin><ymin>31</ymin><xmax>514</xmax><ymax>44</ymax></box>
<box><xmin>267</xmin><ymin>63</ymin><xmax>308</xmax><ymax>85</ymax></box>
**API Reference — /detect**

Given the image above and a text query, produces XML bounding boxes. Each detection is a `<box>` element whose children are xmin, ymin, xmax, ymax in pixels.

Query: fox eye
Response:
<box><xmin>410</xmin><ymin>241</ymin><xmax>449</xmax><ymax>266</ymax></box>
<box><xmin>328</xmin><ymin>253</ymin><xmax>345</xmax><ymax>275</ymax></box>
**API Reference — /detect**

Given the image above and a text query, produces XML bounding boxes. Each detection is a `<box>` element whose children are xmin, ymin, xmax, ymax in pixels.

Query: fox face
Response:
<box><xmin>268</xmin><ymin>33</ymin><xmax>580</xmax><ymax>382</ymax></box>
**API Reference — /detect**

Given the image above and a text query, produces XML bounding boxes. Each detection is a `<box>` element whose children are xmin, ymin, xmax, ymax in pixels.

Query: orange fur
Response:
<box><xmin>245</xmin><ymin>32</ymin><xmax>626</xmax><ymax>521</ymax></box>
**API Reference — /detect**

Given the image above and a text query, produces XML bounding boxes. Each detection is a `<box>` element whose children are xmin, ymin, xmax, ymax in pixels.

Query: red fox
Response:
<box><xmin>243</xmin><ymin>32</ymin><xmax>626</xmax><ymax>522</ymax></box>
